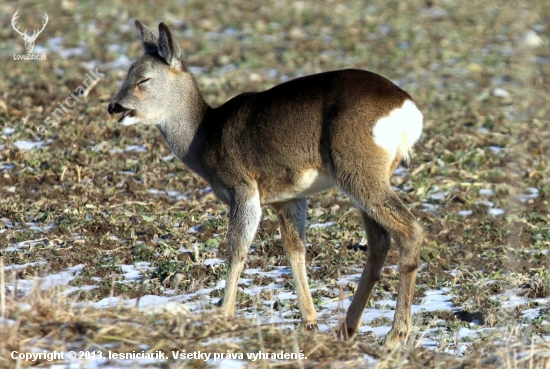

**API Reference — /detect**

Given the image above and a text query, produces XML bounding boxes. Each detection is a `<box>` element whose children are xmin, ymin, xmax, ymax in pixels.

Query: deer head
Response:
<box><xmin>11</xmin><ymin>11</ymin><xmax>49</xmax><ymax>54</ymax></box>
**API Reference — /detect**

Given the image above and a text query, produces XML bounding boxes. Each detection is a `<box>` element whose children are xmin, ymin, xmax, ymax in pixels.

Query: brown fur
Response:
<box><xmin>108</xmin><ymin>21</ymin><xmax>423</xmax><ymax>349</ymax></box>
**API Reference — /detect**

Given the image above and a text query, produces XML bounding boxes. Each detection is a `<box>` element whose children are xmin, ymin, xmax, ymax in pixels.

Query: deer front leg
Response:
<box><xmin>273</xmin><ymin>198</ymin><xmax>317</xmax><ymax>330</ymax></box>
<box><xmin>219</xmin><ymin>186</ymin><xmax>262</xmax><ymax>316</ymax></box>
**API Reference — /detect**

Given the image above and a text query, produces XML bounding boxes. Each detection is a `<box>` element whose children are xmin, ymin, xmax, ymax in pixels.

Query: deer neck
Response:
<box><xmin>156</xmin><ymin>79</ymin><xmax>210</xmax><ymax>177</ymax></box>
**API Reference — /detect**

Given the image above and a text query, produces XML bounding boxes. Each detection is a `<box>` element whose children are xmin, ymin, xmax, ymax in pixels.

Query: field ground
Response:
<box><xmin>1</xmin><ymin>0</ymin><xmax>549</xmax><ymax>368</ymax></box>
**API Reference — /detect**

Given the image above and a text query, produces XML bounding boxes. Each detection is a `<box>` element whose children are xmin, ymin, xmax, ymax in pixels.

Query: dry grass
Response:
<box><xmin>2</xmin><ymin>281</ymin><xmax>550</xmax><ymax>369</ymax></box>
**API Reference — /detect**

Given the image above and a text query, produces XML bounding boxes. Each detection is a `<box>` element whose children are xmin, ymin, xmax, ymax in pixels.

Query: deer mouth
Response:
<box><xmin>108</xmin><ymin>101</ymin><xmax>139</xmax><ymax>126</ymax></box>
<box><xmin>118</xmin><ymin>109</ymin><xmax>135</xmax><ymax>123</ymax></box>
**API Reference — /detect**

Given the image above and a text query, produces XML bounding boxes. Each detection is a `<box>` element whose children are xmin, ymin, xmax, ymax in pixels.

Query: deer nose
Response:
<box><xmin>108</xmin><ymin>101</ymin><xmax>123</xmax><ymax>115</ymax></box>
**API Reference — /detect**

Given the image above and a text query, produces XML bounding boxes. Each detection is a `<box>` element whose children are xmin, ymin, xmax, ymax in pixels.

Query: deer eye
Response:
<box><xmin>137</xmin><ymin>78</ymin><xmax>150</xmax><ymax>86</ymax></box>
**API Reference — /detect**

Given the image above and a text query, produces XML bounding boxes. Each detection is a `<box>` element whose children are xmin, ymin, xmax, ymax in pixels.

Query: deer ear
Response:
<box><xmin>158</xmin><ymin>22</ymin><xmax>181</xmax><ymax>69</ymax></box>
<box><xmin>135</xmin><ymin>20</ymin><xmax>158</xmax><ymax>53</ymax></box>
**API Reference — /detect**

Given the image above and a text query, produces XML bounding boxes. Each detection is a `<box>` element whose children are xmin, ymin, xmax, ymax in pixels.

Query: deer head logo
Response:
<box><xmin>11</xmin><ymin>11</ymin><xmax>49</xmax><ymax>54</ymax></box>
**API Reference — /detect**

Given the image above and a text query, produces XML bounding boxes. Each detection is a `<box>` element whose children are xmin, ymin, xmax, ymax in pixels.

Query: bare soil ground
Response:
<box><xmin>0</xmin><ymin>0</ymin><xmax>549</xmax><ymax>368</ymax></box>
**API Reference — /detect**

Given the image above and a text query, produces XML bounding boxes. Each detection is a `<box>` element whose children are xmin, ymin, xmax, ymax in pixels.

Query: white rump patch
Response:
<box><xmin>372</xmin><ymin>99</ymin><xmax>423</xmax><ymax>162</ymax></box>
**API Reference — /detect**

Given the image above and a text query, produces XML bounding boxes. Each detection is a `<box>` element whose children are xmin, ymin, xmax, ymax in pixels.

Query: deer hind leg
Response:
<box><xmin>335</xmin><ymin>170</ymin><xmax>422</xmax><ymax>348</ymax></box>
<box><xmin>338</xmin><ymin>211</ymin><xmax>391</xmax><ymax>340</ymax></box>
<box><xmin>219</xmin><ymin>185</ymin><xmax>262</xmax><ymax>316</ymax></box>
<box><xmin>273</xmin><ymin>198</ymin><xmax>318</xmax><ymax>330</ymax></box>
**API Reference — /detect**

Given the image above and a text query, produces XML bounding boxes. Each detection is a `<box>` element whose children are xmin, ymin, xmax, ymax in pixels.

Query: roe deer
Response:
<box><xmin>108</xmin><ymin>21</ymin><xmax>423</xmax><ymax>348</ymax></box>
